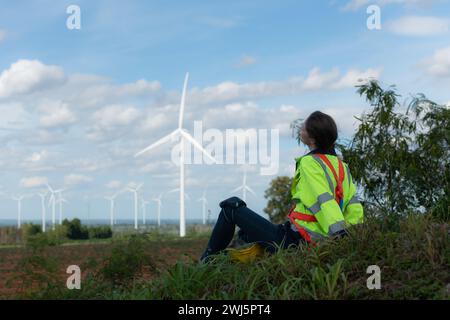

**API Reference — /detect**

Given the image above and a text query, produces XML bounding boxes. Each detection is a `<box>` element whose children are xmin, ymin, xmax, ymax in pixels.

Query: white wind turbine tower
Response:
<box><xmin>12</xmin><ymin>195</ymin><xmax>26</xmax><ymax>229</ymax></box>
<box><xmin>140</xmin><ymin>197</ymin><xmax>150</xmax><ymax>225</ymax></box>
<box><xmin>127</xmin><ymin>183</ymin><xmax>143</xmax><ymax>230</ymax></box>
<box><xmin>151</xmin><ymin>194</ymin><xmax>163</xmax><ymax>227</ymax></box>
<box><xmin>231</xmin><ymin>168</ymin><xmax>256</xmax><ymax>202</ymax></box>
<box><xmin>135</xmin><ymin>73</ymin><xmax>216</xmax><ymax>237</ymax></box>
<box><xmin>197</xmin><ymin>189</ymin><xmax>208</xmax><ymax>225</ymax></box>
<box><xmin>37</xmin><ymin>191</ymin><xmax>48</xmax><ymax>232</ymax></box>
<box><xmin>46</xmin><ymin>184</ymin><xmax>64</xmax><ymax>230</ymax></box>
<box><xmin>105</xmin><ymin>191</ymin><xmax>121</xmax><ymax>227</ymax></box>
<box><xmin>57</xmin><ymin>192</ymin><xmax>68</xmax><ymax>224</ymax></box>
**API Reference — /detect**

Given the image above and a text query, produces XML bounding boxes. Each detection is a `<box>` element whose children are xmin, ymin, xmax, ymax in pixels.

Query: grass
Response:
<box><xmin>3</xmin><ymin>214</ymin><xmax>449</xmax><ymax>300</ymax></box>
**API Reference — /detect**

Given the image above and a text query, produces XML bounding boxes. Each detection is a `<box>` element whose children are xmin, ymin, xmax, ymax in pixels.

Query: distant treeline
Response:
<box><xmin>0</xmin><ymin>219</ymin><xmax>112</xmax><ymax>245</ymax></box>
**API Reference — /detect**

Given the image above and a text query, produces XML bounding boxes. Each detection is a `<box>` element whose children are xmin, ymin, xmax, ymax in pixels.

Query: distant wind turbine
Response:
<box><xmin>46</xmin><ymin>184</ymin><xmax>64</xmax><ymax>230</ymax></box>
<box><xmin>151</xmin><ymin>193</ymin><xmax>163</xmax><ymax>227</ymax></box>
<box><xmin>135</xmin><ymin>73</ymin><xmax>217</xmax><ymax>237</ymax></box>
<box><xmin>197</xmin><ymin>189</ymin><xmax>208</xmax><ymax>225</ymax></box>
<box><xmin>127</xmin><ymin>183</ymin><xmax>143</xmax><ymax>230</ymax></box>
<box><xmin>105</xmin><ymin>191</ymin><xmax>121</xmax><ymax>227</ymax></box>
<box><xmin>140</xmin><ymin>197</ymin><xmax>150</xmax><ymax>225</ymax></box>
<box><xmin>231</xmin><ymin>168</ymin><xmax>256</xmax><ymax>202</ymax></box>
<box><xmin>37</xmin><ymin>191</ymin><xmax>48</xmax><ymax>232</ymax></box>
<box><xmin>168</xmin><ymin>188</ymin><xmax>191</xmax><ymax>201</ymax></box>
<box><xmin>57</xmin><ymin>192</ymin><xmax>68</xmax><ymax>224</ymax></box>
<box><xmin>12</xmin><ymin>195</ymin><xmax>26</xmax><ymax>229</ymax></box>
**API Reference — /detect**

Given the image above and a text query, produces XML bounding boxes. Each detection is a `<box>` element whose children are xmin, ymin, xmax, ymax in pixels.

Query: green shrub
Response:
<box><xmin>9</xmin><ymin>234</ymin><xmax>63</xmax><ymax>299</ymax></box>
<box><xmin>88</xmin><ymin>226</ymin><xmax>113</xmax><ymax>239</ymax></box>
<box><xmin>99</xmin><ymin>235</ymin><xmax>155</xmax><ymax>288</ymax></box>
<box><xmin>22</xmin><ymin>223</ymin><xmax>42</xmax><ymax>237</ymax></box>
<box><xmin>62</xmin><ymin>218</ymin><xmax>89</xmax><ymax>240</ymax></box>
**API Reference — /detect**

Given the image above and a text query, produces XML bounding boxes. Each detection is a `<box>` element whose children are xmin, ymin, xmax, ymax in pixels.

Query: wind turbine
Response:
<box><xmin>135</xmin><ymin>73</ymin><xmax>216</xmax><ymax>237</ymax></box>
<box><xmin>197</xmin><ymin>189</ymin><xmax>208</xmax><ymax>225</ymax></box>
<box><xmin>37</xmin><ymin>191</ymin><xmax>48</xmax><ymax>232</ymax></box>
<box><xmin>127</xmin><ymin>183</ymin><xmax>143</xmax><ymax>230</ymax></box>
<box><xmin>46</xmin><ymin>184</ymin><xmax>64</xmax><ymax>230</ymax></box>
<box><xmin>168</xmin><ymin>188</ymin><xmax>191</xmax><ymax>201</ymax></box>
<box><xmin>12</xmin><ymin>195</ymin><xmax>26</xmax><ymax>229</ymax></box>
<box><xmin>105</xmin><ymin>191</ymin><xmax>121</xmax><ymax>227</ymax></box>
<box><xmin>231</xmin><ymin>168</ymin><xmax>256</xmax><ymax>202</ymax></box>
<box><xmin>57</xmin><ymin>192</ymin><xmax>68</xmax><ymax>225</ymax></box>
<box><xmin>140</xmin><ymin>198</ymin><xmax>150</xmax><ymax>225</ymax></box>
<box><xmin>151</xmin><ymin>193</ymin><xmax>163</xmax><ymax>227</ymax></box>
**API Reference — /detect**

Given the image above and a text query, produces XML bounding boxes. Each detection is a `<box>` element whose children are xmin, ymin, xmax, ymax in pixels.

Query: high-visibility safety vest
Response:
<box><xmin>288</xmin><ymin>153</ymin><xmax>364</xmax><ymax>243</ymax></box>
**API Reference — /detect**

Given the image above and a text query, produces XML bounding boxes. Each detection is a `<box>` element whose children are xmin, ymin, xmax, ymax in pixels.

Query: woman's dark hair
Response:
<box><xmin>304</xmin><ymin>111</ymin><xmax>338</xmax><ymax>150</ymax></box>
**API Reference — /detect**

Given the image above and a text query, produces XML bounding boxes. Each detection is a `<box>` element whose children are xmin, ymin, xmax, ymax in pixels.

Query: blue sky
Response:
<box><xmin>0</xmin><ymin>0</ymin><xmax>449</xmax><ymax>223</ymax></box>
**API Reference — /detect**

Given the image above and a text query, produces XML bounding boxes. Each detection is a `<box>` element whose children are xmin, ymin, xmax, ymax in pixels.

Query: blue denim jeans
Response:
<box><xmin>200</xmin><ymin>199</ymin><xmax>303</xmax><ymax>261</ymax></box>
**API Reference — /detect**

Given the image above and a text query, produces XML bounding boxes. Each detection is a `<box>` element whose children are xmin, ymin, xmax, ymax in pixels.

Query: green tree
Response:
<box><xmin>62</xmin><ymin>218</ymin><xmax>89</xmax><ymax>240</ymax></box>
<box><xmin>338</xmin><ymin>80</ymin><xmax>449</xmax><ymax>220</ymax></box>
<box><xmin>264</xmin><ymin>176</ymin><xmax>293</xmax><ymax>224</ymax></box>
<box><xmin>409</xmin><ymin>95</ymin><xmax>450</xmax><ymax>220</ymax></box>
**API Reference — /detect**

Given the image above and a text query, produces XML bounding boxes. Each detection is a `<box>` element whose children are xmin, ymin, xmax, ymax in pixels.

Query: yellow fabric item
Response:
<box><xmin>226</xmin><ymin>243</ymin><xmax>264</xmax><ymax>264</ymax></box>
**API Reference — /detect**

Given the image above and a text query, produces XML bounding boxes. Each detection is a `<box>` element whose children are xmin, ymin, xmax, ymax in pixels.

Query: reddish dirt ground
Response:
<box><xmin>0</xmin><ymin>238</ymin><xmax>207</xmax><ymax>299</ymax></box>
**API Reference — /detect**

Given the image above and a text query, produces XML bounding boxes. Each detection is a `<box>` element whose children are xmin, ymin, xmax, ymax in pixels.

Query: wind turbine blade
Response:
<box><xmin>135</xmin><ymin>130</ymin><xmax>179</xmax><ymax>158</ymax></box>
<box><xmin>180</xmin><ymin>131</ymin><xmax>216</xmax><ymax>163</ymax></box>
<box><xmin>246</xmin><ymin>186</ymin><xmax>256</xmax><ymax>196</ymax></box>
<box><xmin>178</xmin><ymin>72</ymin><xmax>189</xmax><ymax>129</ymax></box>
<box><xmin>136</xmin><ymin>183</ymin><xmax>143</xmax><ymax>191</ymax></box>
<box><xmin>231</xmin><ymin>186</ymin><xmax>243</xmax><ymax>194</ymax></box>
<box><xmin>47</xmin><ymin>194</ymin><xmax>54</xmax><ymax>207</ymax></box>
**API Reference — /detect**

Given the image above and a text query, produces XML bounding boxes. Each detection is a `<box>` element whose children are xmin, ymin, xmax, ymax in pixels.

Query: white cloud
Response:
<box><xmin>92</xmin><ymin>105</ymin><xmax>141</xmax><ymax>128</ymax></box>
<box><xmin>236</xmin><ymin>55</ymin><xmax>257</xmax><ymax>68</ymax></box>
<box><xmin>87</xmin><ymin>105</ymin><xmax>141</xmax><ymax>141</ymax></box>
<box><xmin>343</xmin><ymin>0</ymin><xmax>435</xmax><ymax>11</ymax></box>
<box><xmin>190</xmin><ymin>67</ymin><xmax>382</xmax><ymax>105</ymax></box>
<box><xmin>117</xmin><ymin>79</ymin><xmax>161</xmax><ymax>95</ymax></box>
<box><xmin>301</xmin><ymin>68</ymin><xmax>340</xmax><ymax>90</ymax></box>
<box><xmin>331</xmin><ymin>68</ymin><xmax>382</xmax><ymax>89</ymax></box>
<box><xmin>322</xmin><ymin>106</ymin><xmax>368</xmax><ymax>136</ymax></box>
<box><xmin>0</xmin><ymin>29</ymin><xmax>6</xmax><ymax>42</ymax></box>
<box><xmin>105</xmin><ymin>180</ymin><xmax>122</xmax><ymax>189</ymax></box>
<box><xmin>26</xmin><ymin>150</ymin><xmax>49</xmax><ymax>163</ymax></box>
<box><xmin>38</xmin><ymin>100</ymin><xmax>77</xmax><ymax>128</ymax></box>
<box><xmin>138</xmin><ymin>107</ymin><xmax>173</xmax><ymax>133</ymax></box>
<box><xmin>0</xmin><ymin>60</ymin><xmax>65</xmax><ymax>98</ymax></box>
<box><xmin>20</xmin><ymin>176</ymin><xmax>48</xmax><ymax>188</ymax></box>
<box><xmin>387</xmin><ymin>16</ymin><xmax>449</xmax><ymax>36</ymax></box>
<box><xmin>64</xmin><ymin>174</ymin><xmax>93</xmax><ymax>186</ymax></box>
<box><xmin>422</xmin><ymin>46</ymin><xmax>450</xmax><ymax>77</ymax></box>
<box><xmin>202</xmin><ymin>102</ymin><xmax>303</xmax><ymax>136</ymax></box>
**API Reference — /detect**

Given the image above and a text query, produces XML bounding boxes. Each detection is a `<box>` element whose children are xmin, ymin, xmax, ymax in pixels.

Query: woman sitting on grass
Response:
<box><xmin>200</xmin><ymin>111</ymin><xmax>364</xmax><ymax>262</ymax></box>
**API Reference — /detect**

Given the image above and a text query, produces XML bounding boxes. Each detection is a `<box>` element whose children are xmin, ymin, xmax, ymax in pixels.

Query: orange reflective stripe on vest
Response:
<box><xmin>317</xmin><ymin>154</ymin><xmax>345</xmax><ymax>210</ymax></box>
